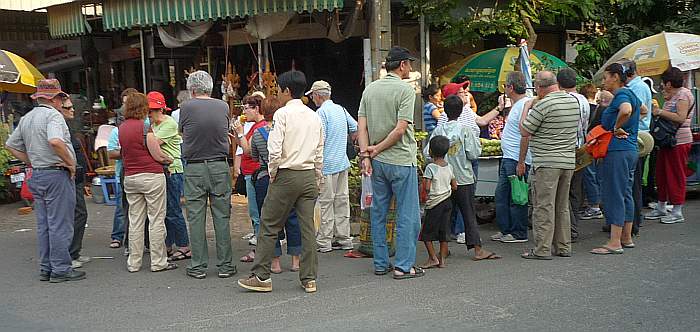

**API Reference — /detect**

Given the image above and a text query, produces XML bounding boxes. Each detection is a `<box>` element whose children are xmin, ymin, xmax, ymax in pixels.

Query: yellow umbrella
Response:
<box><xmin>0</xmin><ymin>50</ymin><xmax>45</xmax><ymax>93</ymax></box>
<box><xmin>594</xmin><ymin>32</ymin><xmax>700</xmax><ymax>80</ymax></box>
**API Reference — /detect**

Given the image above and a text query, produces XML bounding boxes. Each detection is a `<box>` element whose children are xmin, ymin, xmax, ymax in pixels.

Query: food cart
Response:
<box><xmin>474</xmin><ymin>138</ymin><xmax>502</xmax><ymax>223</ymax></box>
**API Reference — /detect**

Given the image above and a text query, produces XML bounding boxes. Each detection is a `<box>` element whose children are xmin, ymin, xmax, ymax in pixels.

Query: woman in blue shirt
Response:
<box><xmin>591</xmin><ymin>61</ymin><xmax>641</xmax><ymax>255</ymax></box>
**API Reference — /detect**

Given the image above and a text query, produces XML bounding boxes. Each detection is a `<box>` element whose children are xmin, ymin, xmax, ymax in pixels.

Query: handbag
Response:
<box><xmin>343</xmin><ymin>108</ymin><xmax>358</xmax><ymax>160</ymax></box>
<box><xmin>234</xmin><ymin>174</ymin><xmax>247</xmax><ymax>196</ymax></box>
<box><xmin>585</xmin><ymin>125</ymin><xmax>613</xmax><ymax>159</ymax></box>
<box><xmin>508</xmin><ymin>175</ymin><xmax>529</xmax><ymax>205</ymax></box>
<box><xmin>650</xmin><ymin>116</ymin><xmax>679</xmax><ymax>149</ymax></box>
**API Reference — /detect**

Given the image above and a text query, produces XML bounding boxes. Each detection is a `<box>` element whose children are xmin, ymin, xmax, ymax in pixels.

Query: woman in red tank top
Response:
<box><xmin>119</xmin><ymin>93</ymin><xmax>177</xmax><ymax>273</ymax></box>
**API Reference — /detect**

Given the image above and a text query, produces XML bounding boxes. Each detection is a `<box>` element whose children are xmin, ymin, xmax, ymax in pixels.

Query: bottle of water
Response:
<box><xmin>360</xmin><ymin>175</ymin><xmax>373</xmax><ymax>210</ymax></box>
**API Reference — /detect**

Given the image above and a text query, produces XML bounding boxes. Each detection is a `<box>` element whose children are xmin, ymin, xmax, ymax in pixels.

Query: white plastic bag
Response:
<box><xmin>360</xmin><ymin>175</ymin><xmax>373</xmax><ymax>210</ymax></box>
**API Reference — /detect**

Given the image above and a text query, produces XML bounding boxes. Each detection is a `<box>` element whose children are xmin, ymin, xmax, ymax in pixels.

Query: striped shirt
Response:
<box><xmin>522</xmin><ymin>91</ymin><xmax>580</xmax><ymax>170</ymax></box>
<box><xmin>663</xmin><ymin>87</ymin><xmax>695</xmax><ymax>145</ymax></box>
<box><xmin>250</xmin><ymin>126</ymin><xmax>270</xmax><ymax>179</ymax></box>
<box><xmin>317</xmin><ymin>100</ymin><xmax>357</xmax><ymax>175</ymax></box>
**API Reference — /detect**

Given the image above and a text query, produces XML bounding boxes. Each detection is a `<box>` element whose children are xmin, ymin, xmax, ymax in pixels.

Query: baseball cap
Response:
<box><xmin>305</xmin><ymin>80</ymin><xmax>331</xmax><ymax>96</ymax></box>
<box><xmin>147</xmin><ymin>91</ymin><xmax>171</xmax><ymax>111</ymax></box>
<box><xmin>30</xmin><ymin>79</ymin><xmax>69</xmax><ymax>100</ymax></box>
<box><xmin>442</xmin><ymin>82</ymin><xmax>469</xmax><ymax>98</ymax></box>
<box><xmin>386</xmin><ymin>46</ymin><xmax>417</xmax><ymax>62</ymax></box>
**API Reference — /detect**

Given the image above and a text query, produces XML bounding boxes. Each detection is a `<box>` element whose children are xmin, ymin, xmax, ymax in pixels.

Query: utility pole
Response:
<box><xmin>369</xmin><ymin>0</ymin><xmax>391</xmax><ymax>81</ymax></box>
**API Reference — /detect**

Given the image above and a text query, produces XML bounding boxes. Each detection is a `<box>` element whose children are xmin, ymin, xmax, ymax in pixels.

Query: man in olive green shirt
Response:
<box><xmin>148</xmin><ymin>91</ymin><xmax>190</xmax><ymax>260</ymax></box>
<box><xmin>358</xmin><ymin>46</ymin><xmax>422</xmax><ymax>279</ymax></box>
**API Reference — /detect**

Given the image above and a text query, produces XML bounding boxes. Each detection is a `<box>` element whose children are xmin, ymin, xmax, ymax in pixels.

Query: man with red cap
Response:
<box><xmin>147</xmin><ymin>91</ymin><xmax>191</xmax><ymax>261</ymax></box>
<box><xmin>6</xmin><ymin>79</ymin><xmax>86</xmax><ymax>283</ymax></box>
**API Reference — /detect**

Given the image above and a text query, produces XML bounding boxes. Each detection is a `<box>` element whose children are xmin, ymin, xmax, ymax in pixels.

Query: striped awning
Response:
<box><xmin>103</xmin><ymin>0</ymin><xmax>344</xmax><ymax>31</ymax></box>
<box><xmin>47</xmin><ymin>2</ymin><xmax>90</xmax><ymax>38</ymax></box>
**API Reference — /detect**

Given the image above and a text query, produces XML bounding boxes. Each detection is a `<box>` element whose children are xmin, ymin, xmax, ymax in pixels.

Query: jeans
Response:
<box><xmin>29</xmin><ymin>170</ymin><xmax>76</xmax><ymax>275</ymax></box>
<box><xmin>69</xmin><ymin>177</ymin><xmax>88</xmax><ymax>260</ymax></box>
<box><xmin>583</xmin><ymin>163</ymin><xmax>600</xmax><ymax>205</ymax></box>
<box><xmin>494</xmin><ymin>159</ymin><xmax>529</xmax><ymax>240</ymax></box>
<box><xmin>254</xmin><ymin>175</ymin><xmax>302</xmax><ymax>257</ymax></box>
<box><xmin>451</xmin><ymin>209</ymin><xmax>465</xmax><ymax>236</ymax></box>
<box><xmin>370</xmin><ymin>160</ymin><xmax>420</xmax><ymax>273</ymax></box>
<box><xmin>165</xmin><ymin>173</ymin><xmax>189</xmax><ymax>248</ymax></box>
<box><xmin>245</xmin><ymin>175</ymin><xmax>260</xmax><ymax>235</ymax></box>
<box><xmin>599</xmin><ymin>150</ymin><xmax>637</xmax><ymax>227</ymax></box>
<box><xmin>111</xmin><ymin>182</ymin><xmax>125</xmax><ymax>242</ymax></box>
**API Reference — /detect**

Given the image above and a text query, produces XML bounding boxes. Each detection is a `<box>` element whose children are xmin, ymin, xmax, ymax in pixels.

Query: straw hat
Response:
<box><xmin>638</xmin><ymin>131</ymin><xmax>654</xmax><ymax>157</ymax></box>
<box><xmin>30</xmin><ymin>79</ymin><xmax>68</xmax><ymax>100</ymax></box>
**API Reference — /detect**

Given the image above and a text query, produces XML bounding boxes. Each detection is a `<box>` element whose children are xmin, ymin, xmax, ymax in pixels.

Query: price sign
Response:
<box><xmin>10</xmin><ymin>173</ymin><xmax>25</xmax><ymax>183</ymax></box>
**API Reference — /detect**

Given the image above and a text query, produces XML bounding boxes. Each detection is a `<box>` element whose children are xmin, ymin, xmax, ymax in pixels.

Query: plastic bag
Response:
<box><xmin>508</xmin><ymin>175</ymin><xmax>528</xmax><ymax>205</ymax></box>
<box><xmin>360</xmin><ymin>175</ymin><xmax>373</xmax><ymax>210</ymax></box>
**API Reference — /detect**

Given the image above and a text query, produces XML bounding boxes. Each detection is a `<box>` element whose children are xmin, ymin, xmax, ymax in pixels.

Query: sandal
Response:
<box><xmin>374</xmin><ymin>264</ymin><xmax>394</xmax><ymax>276</ymax></box>
<box><xmin>152</xmin><ymin>263</ymin><xmax>178</xmax><ymax>272</ymax></box>
<box><xmin>521</xmin><ymin>249</ymin><xmax>553</xmax><ymax>260</ymax></box>
<box><xmin>622</xmin><ymin>242</ymin><xmax>636</xmax><ymax>248</ymax></box>
<box><xmin>240</xmin><ymin>250</ymin><xmax>255</xmax><ymax>263</ymax></box>
<box><xmin>168</xmin><ymin>249</ymin><xmax>192</xmax><ymax>261</ymax></box>
<box><xmin>109</xmin><ymin>240</ymin><xmax>122</xmax><ymax>249</ymax></box>
<box><xmin>590</xmin><ymin>246</ymin><xmax>624</xmax><ymax>255</ymax></box>
<box><xmin>473</xmin><ymin>251</ymin><xmax>502</xmax><ymax>261</ymax></box>
<box><xmin>393</xmin><ymin>266</ymin><xmax>424</xmax><ymax>280</ymax></box>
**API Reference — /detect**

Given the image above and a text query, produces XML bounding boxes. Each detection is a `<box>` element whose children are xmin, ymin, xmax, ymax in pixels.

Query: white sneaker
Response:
<box><xmin>500</xmin><ymin>234</ymin><xmax>528</xmax><ymax>243</ymax></box>
<box><xmin>645</xmin><ymin>209</ymin><xmax>667</xmax><ymax>220</ymax></box>
<box><xmin>660</xmin><ymin>214</ymin><xmax>685</xmax><ymax>224</ymax></box>
<box><xmin>242</xmin><ymin>233</ymin><xmax>255</xmax><ymax>240</ymax></box>
<box><xmin>76</xmin><ymin>256</ymin><xmax>91</xmax><ymax>263</ymax></box>
<box><xmin>248</xmin><ymin>237</ymin><xmax>257</xmax><ymax>246</ymax></box>
<box><xmin>490</xmin><ymin>232</ymin><xmax>503</xmax><ymax>241</ymax></box>
<box><xmin>71</xmin><ymin>260</ymin><xmax>83</xmax><ymax>269</ymax></box>
<box><xmin>456</xmin><ymin>233</ymin><xmax>466</xmax><ymax>244</ymax></box>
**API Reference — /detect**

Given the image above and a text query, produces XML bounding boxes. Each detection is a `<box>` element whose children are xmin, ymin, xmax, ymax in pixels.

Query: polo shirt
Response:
<box><xmin>6</xmin><ymin>104</ymin><xmax>76</xmax><ymax>168</ymax></box>
<box><xmin>317</xmin><ymin>99</ymin><xmax>357</xmax><ymax>175</ymax></box>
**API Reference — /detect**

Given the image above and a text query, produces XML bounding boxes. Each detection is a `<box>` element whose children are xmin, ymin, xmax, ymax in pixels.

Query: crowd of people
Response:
<box><xmin>5</xmin><ymin>45</ymin><xmax>695</xmax><ymax>290</ymax></box>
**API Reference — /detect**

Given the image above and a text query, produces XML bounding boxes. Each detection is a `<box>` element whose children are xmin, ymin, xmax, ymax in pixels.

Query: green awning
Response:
<box><xmin>47</xmin><ymin>2</ymin><xmax>89</xmax><ymax>38</ymax></box>
<box><xmin>103</xmin><ymin>0</ymin><xmax>344</xmax><ymax>31</ymax></box>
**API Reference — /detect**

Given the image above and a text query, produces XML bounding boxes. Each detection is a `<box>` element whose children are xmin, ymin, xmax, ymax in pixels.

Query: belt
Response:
<box><xmin>33</xmin><ymin>166</ymin><xmax>68</xmax><ymax>171</ymax></box>
<box><xmin>187</xmin><ymin>157</ymin><xmax>227</xmax><ymax>164</ymax></box>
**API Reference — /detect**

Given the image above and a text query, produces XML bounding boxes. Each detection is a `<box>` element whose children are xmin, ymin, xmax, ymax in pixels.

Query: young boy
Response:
<box><xmin>427</xmin><ymin>95</ymin><xmax>501</xmax><ymax>261</ymax></box>
<box><xmin>420</xmin><ymin>135</ymin><xmax>457</xmax><ymax>268</ymax></box>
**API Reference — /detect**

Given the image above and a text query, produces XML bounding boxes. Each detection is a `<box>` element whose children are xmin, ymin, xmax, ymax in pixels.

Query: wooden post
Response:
<box><xmin>369</xmin><ymin>0</ymin><xmax>391</xmax><ymax>80</ymax></box>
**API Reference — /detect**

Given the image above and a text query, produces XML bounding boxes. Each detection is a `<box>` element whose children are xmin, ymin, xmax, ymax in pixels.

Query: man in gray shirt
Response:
<box><xmin>179</xmin><ymin>71</ymin><xmax>236</xmax><ymax>279</ymax></box>
<box><xmin>6</xmin><ymin>79</ymin><xmax>85</xmax><ymax>283</ymax></box>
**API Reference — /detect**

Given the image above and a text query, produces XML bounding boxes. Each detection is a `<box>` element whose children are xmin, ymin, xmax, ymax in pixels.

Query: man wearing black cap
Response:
<box><xmin>357</xmin><ymin>46</ymin><xmax>423</xmax><ymax>279</ymax></box>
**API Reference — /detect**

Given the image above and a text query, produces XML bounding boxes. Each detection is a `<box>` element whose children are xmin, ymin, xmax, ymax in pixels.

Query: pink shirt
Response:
<box><xmin>663</xmin><ymin>87</ymin><xmax>695</xmax><ymax>145</ymax></box>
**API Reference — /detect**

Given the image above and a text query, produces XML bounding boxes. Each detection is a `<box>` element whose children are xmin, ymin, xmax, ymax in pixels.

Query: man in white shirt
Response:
<box><xmin>238</xmin><ymin>70</ymin><xmax>324</xmax><ymax>294</ymax></box>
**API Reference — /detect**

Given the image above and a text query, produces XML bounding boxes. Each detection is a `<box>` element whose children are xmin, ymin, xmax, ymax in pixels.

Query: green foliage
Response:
<box><xmin>405</xmin><ymin>0</ymin><xmax>595</xmax><ymax>47</ymax></box>
<box><xmin>0</xmin><ymin>123</ymin><xmax>16</xmax><ymax>201</ymax></box>
<box><xmin>572</xmin><ymin>0</ymin><xmax>700</xmax><ymax>78</ymax></box>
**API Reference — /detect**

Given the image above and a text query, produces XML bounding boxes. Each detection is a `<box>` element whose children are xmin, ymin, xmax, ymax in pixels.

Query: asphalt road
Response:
<box><xmin>0</xmin><ymin>194</ymin><xmax>698</xmax><ymax>331</ymax></box>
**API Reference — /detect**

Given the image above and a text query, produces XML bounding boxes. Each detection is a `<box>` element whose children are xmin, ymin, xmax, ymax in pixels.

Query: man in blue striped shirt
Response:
<box><xmin>307</xmin><ymin>81</ymin><xmax>357</xmax><ymax>253</ymax></box>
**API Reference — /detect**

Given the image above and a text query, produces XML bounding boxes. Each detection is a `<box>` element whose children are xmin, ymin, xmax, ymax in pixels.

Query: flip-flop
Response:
<box><xmin>240</xmin><ymin>251</ymin><xmax>255</xmax><ymax>263</ymax></box>
<box><xmin>344</xmin><ymin>250</ymin><xmax>369</xmax><ymax>259</ymax></box>
<box><xmin>622</xmin><ymin>242</ymin><xmax>636</xmax><ymax>248</ymax></box>
<box><xmin>521</xmin><ymin>249</ymin><xmax>553</xmax><ymax>260</ymax></box>
<box><xmin>374</xmin><ymin>264</ymin><xmax>394</xmax><ymax>276</ymax></box>
<box><xmin>590</xmin><ymin>246</ymin><xmax>624</xmax><ymax>255</ymax></box>
<box><xmin>168</xmin><ymin>249</ymin><xmax>192</xmax><ymax>261</ymax></box>
<box><xmin>473</xmin><ymin>252</ymin><xmax>503</xmax><ymax>261</ymax></box>
<box><xmin>393</xmin><ymin>266</ymin><xmax>424</xmax><ymax>280</ymax></box>
<box><xmin>152</xmin><ymin>263</ymin><xmax>178</xmax><ymax>272</ymax></box>
<box><xmin>109</xmin><ymin>240</ymin><xmax>122</xmax><ymax>249</ymax></box>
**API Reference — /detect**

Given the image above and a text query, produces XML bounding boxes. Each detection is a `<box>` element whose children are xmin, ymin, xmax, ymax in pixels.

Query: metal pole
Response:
<box><xmin>363</xmin><ymin>38</ymin><xmax>372</xmax><ymax>88</ymax></box>
<box><xmin>139</xmin><ymin>29</ymin><xmax>147</xmax><ymax>92</ymax></box>
<box><xmin>419</xmin><ymin>16</ymin><xmax>426</xmax><ymax>87</ymax></box>
<box><xmin>257</xmin><ymin>39</ymin><xmax>263</xmax><ymax>88</ymax></box>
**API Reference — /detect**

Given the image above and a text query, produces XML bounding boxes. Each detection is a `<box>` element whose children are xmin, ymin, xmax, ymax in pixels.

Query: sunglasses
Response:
<box><xmin>62</xmin><ymin>105</ymin><xmax>74</xmax><ymax>111</ymax></box>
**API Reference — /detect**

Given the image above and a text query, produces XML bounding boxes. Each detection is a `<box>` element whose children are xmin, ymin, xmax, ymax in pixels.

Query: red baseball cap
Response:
<box><xmin>147</xmin><ymin>91</ymin><xmax>171</xmax><ymax>111</ymax></box>
<box><xmin>441</xmin><ymin>82</ymin><xmax>469</xmax><ymax>98</ymax></box>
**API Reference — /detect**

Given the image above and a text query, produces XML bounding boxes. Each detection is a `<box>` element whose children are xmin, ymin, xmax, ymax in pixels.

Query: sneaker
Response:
<box><xmin>500</xmin><ymin>234</ymin><xmax>528</xmax><ymax>243</ymax></box>
<box><xmin>248</xmin><ymin>237</ymin><xmax>257</xmax><ymax>246</ymax></box>
<box><xmin>71</xmin><ymin>260</ymin><xmax>83</xmax><ymax>269</ymax></box>
<box><xmin>331</xmin><ymin>242</ymin><xmax>354</xmax><ymax>250</ymax></box>
<box><xmin>317</xmin><ymin>246</ymin><xmax>333</xmax><ymax>253</ymax></box>
<box><xmin>301</xmin><ymin>280</ymin><xmax>317</xmax><ymax>293</ymax></box>
<box><xmin>76</xmin><ymin>256</ymin><xmax>91</xmax><ymax>263</ymax></box>
<box><xmin>490</xmin><ymin>232</ymin><xmax>503</xmax><ymax>241</ymax></box>
<box><xmin>187</xmin><ymin>270</ymin><xmax>207</xmax><ymax>279</ymax></box>
<box><xmin>645</xmin><ymin>209</ymin><xmax>668</xmax><ymax>220</ymax></box>
<box><xmin>456</xmin><ymin>233</ymin><xmax>466</xmax><ymax>244</ymax></box>
<box><xmin>39</xmin><ymin>271</ymin><xmax>50</xmax><ymax>282</ymax></box>
<box><xmin>238</xmin><ymin>274</ymin><xmax>272</xmax><ymax>292</ymax></box>
<box><xmin>660</xmin><ymin>214</ymin><xmax>685</xmax><ymax>224</ymax></box>
<box><xmin>580</xmin><ymin>208</ymin><xmax>603</xmax><ymax>220</ymax></box>
<box><xmin>242</xmin><ymin>233</ymin><xmax>255</xmax><ymax>240</ymax></box>
<box><xmin>49</xmin><ymin>270</ymin><xmax>86</xmax><ymax>283</ymax></box>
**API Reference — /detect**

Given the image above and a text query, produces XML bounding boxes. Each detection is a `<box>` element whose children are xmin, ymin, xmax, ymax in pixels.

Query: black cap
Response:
<box><xmin>386</xmin><ymin>46</ymin><xmax>417</xmax><ymax>62</ymax></box>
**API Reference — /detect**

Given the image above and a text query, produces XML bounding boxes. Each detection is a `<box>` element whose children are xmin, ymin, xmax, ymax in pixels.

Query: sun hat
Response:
<box><xmin>30</xmin><ymin>79</ymin><xmax>68</xmax><ymax>100</ymax></box>
<box><xmin>147</xmin><ymin>91</ymin><xmax>171</xmax><ymax>111</ymax></box>
<box><xmin>638</xmin><ymin>131</ymin><xmax>654</xmax><ymax>157</ymax></box>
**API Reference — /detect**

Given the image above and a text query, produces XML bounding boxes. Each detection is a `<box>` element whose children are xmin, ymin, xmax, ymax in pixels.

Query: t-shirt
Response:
<box><xmin>235</xmin><ymin>122</ymin><xmax>254</xmax><ymax>156</ymax></box>
<box><xmin>119</xmin><ymin>119</ymin><xmax>164</xmax><ymax>176</ymax></box>
<box><xmin>317</xmin><ymin>100</ymin><xmax>357</xmax><ymax>175</ymax></box>
<box><xmin>501</xmin><ymin>97</ymin><xmax>533</xmax><ymax>165</ymax></box>
<box><xmin>171</xmin><ymin>109</ymin><xmax>181</xmax><ymax>126</ymax></box>
<box><xmin>423</xmin><ymin>102</ymin><xmax>439</xmax><ymax>134</ymax></box>
<box><xmin>663</xmin><ymin>87</ymin><xmax>695</xmax><ymax>145</ymax></box>
<box><xmin>626</xmin><ymin>76</ymin><xmax>653</xmax><ymax>132</ymax></box>
<box><xmin>179</xmin><ymin>98</ymin><xmax>230</xmax><ymax>162</ymax></box>
<box><xmin>423</xmin><ymin>163</ymin><xmax>455</xmax><ymax>209</ymax></box>
<box><xmin>152</xmin><ymin>115</ymin><xmax>183</xmax><ymax>173</ymax></box>
<box><xmin>458</xmin><ymin>105</ymin><xmax>480</xmax><ymax>139</ymax></box>
<box><xmin>521</xmin><ymin>91</ymin><xmax>579</xmax><ymax>170</ymax></box>
<box><xmin>107</xmin><ymin>128</ymin><xmax>123</xmax><ymax>180</ymax></box>
<box><xmin>358</xmin><ymin>73</ymin><xmax>417</xmax><ymax>166</ymax></box>
<box><xmin>427</xmin><ymin>121</ymin><xmax>481</xmax><ymax>185</ymax></box>
<box><xmin>6</xmin><ymin>105</ymin><xmax>76</xmax><ymax>168</ymax></box>
<box><xmin>602</xmin><ymin>88</ymin><xmax>640</xmax><ymax>152</ymax></box>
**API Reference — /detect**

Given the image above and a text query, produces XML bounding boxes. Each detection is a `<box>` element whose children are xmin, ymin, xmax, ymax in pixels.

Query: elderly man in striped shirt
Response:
<box><xmin>307</xmin><ymin>80</ymin><xmax>358</xmax><ymax>253</ymax></box>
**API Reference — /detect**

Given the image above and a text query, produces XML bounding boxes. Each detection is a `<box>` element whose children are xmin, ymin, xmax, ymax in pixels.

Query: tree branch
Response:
<box><xmin>521</xmin><ymin>10</ymin><xmax>537</xmax><ymax>52</ymax></box>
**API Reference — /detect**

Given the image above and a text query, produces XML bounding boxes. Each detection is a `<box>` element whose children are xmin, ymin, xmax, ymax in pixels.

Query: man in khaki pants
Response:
<box><xmin>238</xmin><ymin>70</ymin><xmax>324</xmax><ymax>293</ymax></box>
<box><xmin>518</xmin><ymin>71</ymin><xmax>580</xmax><ymax>260</ymax></box>
<box><xmin>307</xmin><ymin>80</ymin><xmax>357</xmax><ymax>253</ymax></box>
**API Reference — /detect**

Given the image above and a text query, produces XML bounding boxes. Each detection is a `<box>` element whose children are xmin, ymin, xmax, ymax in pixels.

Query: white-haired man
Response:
<box><xmin>179</xmin><ymin>71</ymin><xmax>236</xmax><ymax>279</ymax></box>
